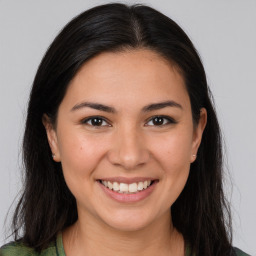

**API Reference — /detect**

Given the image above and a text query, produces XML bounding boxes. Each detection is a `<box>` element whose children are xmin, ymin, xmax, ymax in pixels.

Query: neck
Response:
<box><xmin>63</xmin><ymin>210</ymin><xmax>184</xmax><ymax>256</ymax></box>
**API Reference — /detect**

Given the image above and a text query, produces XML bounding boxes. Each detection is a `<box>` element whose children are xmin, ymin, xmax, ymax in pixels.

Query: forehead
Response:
<box><xmin>61</xmin><ymin>49</ymin><xmax>190</xmax><ymax>111</ymax></box>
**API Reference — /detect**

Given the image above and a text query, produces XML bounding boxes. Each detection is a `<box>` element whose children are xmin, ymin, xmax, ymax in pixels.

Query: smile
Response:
<box><xmin>100</xmin><ymin>180</ymin><xmax>152</xmax><ymax>194</ymax></box>
<box><xmin>97</xmin><ymin>178</ymin><xmax>158</xmax><ymax>203</ymax></box>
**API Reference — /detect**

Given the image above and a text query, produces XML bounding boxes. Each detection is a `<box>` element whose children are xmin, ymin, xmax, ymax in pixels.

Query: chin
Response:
<box><xmin>106</xmin><ymin>220</ymin><xmax>150</xmax><ymax>232</ymax></box>
<box><xmin>99</xmin><ymin>210</ymin><xmax>157</xmax><ymax>232</ymax></box>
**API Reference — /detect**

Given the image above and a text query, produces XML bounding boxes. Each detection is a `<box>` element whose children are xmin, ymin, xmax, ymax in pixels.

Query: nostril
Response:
<box><xmin>107</xmin><ymin>136</ymin><xmax>150</xmax><ymax>169</ymax></box>
<box><xmin>108</xmin><ymin>151</ymin><xmax>150</xmax><ymax>170</ymax></box>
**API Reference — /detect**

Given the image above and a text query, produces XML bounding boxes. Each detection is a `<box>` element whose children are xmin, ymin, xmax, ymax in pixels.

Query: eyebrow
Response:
<box><xmin>142</xmin><ymin>100</ymin><xmax>183</xmax><ymax>112</ymax></box>
<box><xmin>71</xmin><ymin>100</ymin><xmax>182</xmax><ymax>113</ymax></box>
<box><xmin>71</xmin><ymin>102</ymin><xmax>116</xmax><ymax>113</ymax></box>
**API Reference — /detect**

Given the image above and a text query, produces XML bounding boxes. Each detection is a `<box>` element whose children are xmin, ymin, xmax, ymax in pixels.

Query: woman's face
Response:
<box><xmin>44</xmin><ymin>49</ymin><xmax>206</xmax><ymax>231</ymax></box>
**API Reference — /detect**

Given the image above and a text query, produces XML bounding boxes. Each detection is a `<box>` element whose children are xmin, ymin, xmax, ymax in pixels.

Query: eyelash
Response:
<box><xmin>145</xmin><ymin>115</ymin><xmax>177</xmax><ymax>126</ymax></box>
<box><xmin>81</xmin><ymin>116</ymin><xmax>111</xmax><ymax>127</ymax></box>
<box><xmin>81</xmin><ymin>115</ymin><xmax>177</xmax><ymax>128</ymax></box>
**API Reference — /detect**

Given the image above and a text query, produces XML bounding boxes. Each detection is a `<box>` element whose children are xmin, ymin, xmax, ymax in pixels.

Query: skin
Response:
<box><xmin>43</xmin><ymin>49</ymin><xmax>207</xmax><ymax>256</ymax></box>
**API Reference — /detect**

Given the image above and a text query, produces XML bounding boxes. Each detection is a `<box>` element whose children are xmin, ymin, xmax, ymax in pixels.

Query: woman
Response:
<box><xmin>0</xmin><ymin>3</ymin><xmax>250</xmax><ymax>256</ymax></box>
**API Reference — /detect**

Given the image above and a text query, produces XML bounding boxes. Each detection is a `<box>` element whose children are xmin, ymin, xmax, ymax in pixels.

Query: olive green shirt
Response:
<box><xmin>0</xmin><ymin>233</ymin><xmax>250</xmax><ymax>256</ymax></box>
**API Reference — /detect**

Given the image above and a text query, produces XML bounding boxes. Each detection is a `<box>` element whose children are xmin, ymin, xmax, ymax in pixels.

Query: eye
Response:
<box><xmin>82</xmin><ymin>116</ymin><xmax>110</xmax><ymax>127</ymax></box>
<box><xmin>146</xmin><ymin>116</ymin><xmax>176</xmax><ymax>126</ymax></box>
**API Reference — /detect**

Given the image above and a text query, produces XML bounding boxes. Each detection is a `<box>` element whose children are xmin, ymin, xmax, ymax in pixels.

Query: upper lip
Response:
<box><xmin>97</xmin><ymin>177</ymin><xmax>158</xmax><ymax>184</ymax></box>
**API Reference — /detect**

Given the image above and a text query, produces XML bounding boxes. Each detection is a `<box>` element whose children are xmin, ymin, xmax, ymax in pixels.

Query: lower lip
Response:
<box><xmin>98</xmin><ymin>181</ymin><xmax>157</xmax><ymax>203</ymax></box>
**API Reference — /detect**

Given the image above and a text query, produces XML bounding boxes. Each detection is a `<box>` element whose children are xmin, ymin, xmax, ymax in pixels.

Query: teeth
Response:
<box><xmin>128</xmin><ymin>183</ymin><xmax>137</xmax><ymax>193</ymax></box>
<box><xmin>101</xmin><ymin>180</ymin><xmax>152</xmax><ymax>193</ymax></box>
<box><xmin>113</xmin><ymin>182</ymin><xmax>119</xmax><ymax>191</ymax></box>
<box><xmin>120</xmin><ymin>183</ymin><xmax>128</xmax><ymax>193</ymax></box>
<box><xmin>137</xmin><ymin>182</ymin><xmax>144</xmax><ymax>191</ymax></box>
<box><xmin>107</xmin><ymin>181</ymin><xmax>113</xmax><ymax>190</ymax></box>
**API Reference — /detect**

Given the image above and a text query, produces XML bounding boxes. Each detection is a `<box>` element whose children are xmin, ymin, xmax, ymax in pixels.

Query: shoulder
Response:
<box><xmin>0</xmin><ymin>241</ymin><xmax>38</xmax><ymax>256</ymax></box>
<box><xmin>233</xmin><ymin>247</ymin><xmax>251</xmax><ymax>256</ymax></box>
<box><xmin>0</xmin><ymin>241</ymin><xmax>57</xmax><ymax>256</ymax></box>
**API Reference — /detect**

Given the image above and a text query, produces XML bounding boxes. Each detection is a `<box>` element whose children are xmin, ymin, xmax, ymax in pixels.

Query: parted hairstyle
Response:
<box><xmin>11</xmin><ymin>3</ymin><xmax>233</xmax><ymax>256</ymax></box>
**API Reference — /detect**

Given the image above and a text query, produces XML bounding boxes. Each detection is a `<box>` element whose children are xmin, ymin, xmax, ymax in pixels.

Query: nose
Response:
<box><xmin>107</xmin><ymin>127</ymin><xmax>150</xmax><ymax>170</ymax></box>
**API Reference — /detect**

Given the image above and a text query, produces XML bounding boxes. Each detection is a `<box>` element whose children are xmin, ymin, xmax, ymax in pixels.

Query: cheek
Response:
<box><xmin>57</xmin><ymin>130</ymin><xmax>107</xmax><ymax>185</ymax></box>
<box><xmin>152</xmin><ymin>128</ymin><xmax>193</xmax><ymax>169</ymax></box>
<box><xmin>57</xmin><ymin>132</ymin><xmax>110</xmax><ymax>209</ymax></box>
<box><xmin>149</xmin><ymin>128</ymin><xmax>193</xmax><ymax>198</ymax></box>
<box><xmin>154</xmin><ymin>135</ymin><xmax>192</xmax><ymax>203</ymax></box>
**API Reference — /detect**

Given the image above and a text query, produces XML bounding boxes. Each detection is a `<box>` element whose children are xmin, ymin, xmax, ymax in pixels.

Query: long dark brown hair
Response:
<box><xmin>11</xmin><ymin>3</ymin><xmax>232</xmax><ymax>255</ymax></box>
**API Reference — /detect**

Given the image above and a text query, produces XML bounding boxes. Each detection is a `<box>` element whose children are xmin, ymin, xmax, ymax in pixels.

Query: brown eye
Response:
<box><xmin>146</xmin><ymin>116</ymin><xmax>176</xmax><ymax>126</ymax></box>
<box><xmin>91</xmin><ymin>118</ymin><xmax>103</xmax><ymax>126</ymax></box>
<box><xmin>152</xmin><ymin>117</ymin><xmax>164</xmax><ymax>125</ymax></box>
<box><xmin>82</xmin><ymin>117</ymin><xmax>110</xmax><ymax>127</ymax></box>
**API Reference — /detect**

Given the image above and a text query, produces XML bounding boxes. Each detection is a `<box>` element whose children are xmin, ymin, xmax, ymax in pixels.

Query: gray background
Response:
<box><xmin>0</xmin><ymin>0</ymin><xmax>255</xmax><ymax>254</ymax></box>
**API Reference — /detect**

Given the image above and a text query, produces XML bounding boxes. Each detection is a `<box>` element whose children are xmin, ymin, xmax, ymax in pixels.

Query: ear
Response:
<box><xmin>190</xmin><ymin>108</ymin><xmax>207</xmax><ymax>163</ymax></box>
<box><xmin>42</xmin><ymin>114</ymin><xmax>61</xmax><ymax>162</ymax></box>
